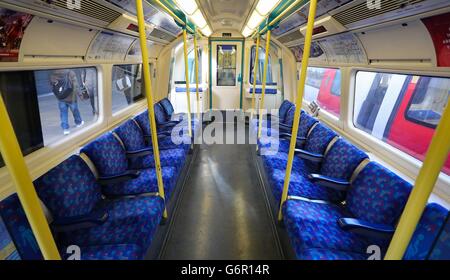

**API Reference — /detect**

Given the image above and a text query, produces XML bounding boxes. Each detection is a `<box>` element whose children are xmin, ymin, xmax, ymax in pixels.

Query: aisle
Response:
<box><xmin>160</xmin><ymin>123</ymin><xmax>283</xmax><ymax>260</ymax></box>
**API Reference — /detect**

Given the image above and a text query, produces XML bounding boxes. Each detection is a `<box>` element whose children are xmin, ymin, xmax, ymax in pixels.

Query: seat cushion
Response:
<box><xmin>81</xmin><ymin>133</ymin><xmax>129</xmax><ymax>177</ymax></box>
<box><xmin>262</xmin><ymin>152</ymin><xmax>308</xmax><ymax>179</ymax></box>
<box><xmin>102</xmin><ymin>167</ymin><xmax>177</xmax><ymax>200</ymax></box>
<box><xmin>278</xmin><ymin>100</ymin><xmax>295</xmax><ymax>120</ymax></box>
<box><xmin>304</xmin><ymin>124</ymin><xmax>337</xmax><ymax>154</ymax></box>
<box><xmin>298</xmin><ymin>248</ymin><xmax>366</xmax><ymax>260</ymax></box>
<box><xmin>129</xmin><ymin>148</ymin><xmax>186</xmax><ymax>173</ymax></box>
<box><xmin>154</xmin><ymin>103</ymin><xmax>169</xmax><ymax>124</ymax></box>
<box><xmin>298</xmin><ymin>112</ymin><xmax>318</xmax><ymax>139</ymax></box>
<box><xmin>159</xmin><ymin>98</ymin><xmax>174</xmax><ymax>117</ymax></box>
<box><xmin>269</xmin><ymin>169</ymin><xmax>345</xmax><ymax>202</ymax></box>
<box><xmin>34</xmin><ymin>155</ymin><xmax>102</xmax><ymax>220</ymax></box>
<box><xmin>58</xmin><ymin>196</ymin><xmax>164</xmax><ymax>249</ymax></box>
<box><xmin>113</xmin><ymin>120</ymin><xmax>147</xmax><ymax>152</ymax></box>
<box><xmin>283</xmin><ymin>199</ymin><xmax>388</xmax><ymax>256</ymax></box>
<box><xmin>62</xmin><ymin>244</ymin><xmax>143</xmax><ymax>260</ymax></box>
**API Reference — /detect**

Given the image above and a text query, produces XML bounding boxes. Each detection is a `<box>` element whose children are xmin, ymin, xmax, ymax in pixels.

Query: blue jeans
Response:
<box><xmin>59</xmin><ymin>101</ymin><xmax>82</xmax><ymax>130</ymax></box>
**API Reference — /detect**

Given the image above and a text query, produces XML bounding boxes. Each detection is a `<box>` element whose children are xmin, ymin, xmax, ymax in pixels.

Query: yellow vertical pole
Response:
<box><xmin>278</xmin><ymin>0</ymin><xmax>318</xmax><ymax>221</ymax></box>
<box><xmin>0</xmin><ymin>93</ymin><xmax>61</xmax><ymax>260</ymax></box>
<box><xmin>183</xmin><ymin>29</ymin><xmax>193</xmax><ymax>137</ymax></box>
<box><xmin>257</xmin><ymin>30</ymin><xmax>272</xmax><ymax>139</ymax></box>
<box><xmin>194</xmin><ymin>34</ymin><xmax>200</xmax><ymax>120</ymax></box>
<box><xmin>136</xmin><ymin>0</ymin><xmax>167</xmax><ymax>218</ymax></box>
<box><xmin>385</xmin><ymin>102</ymin><xmax>450</xmax><ymax>260</ymax></box>
<box><xmin>251</xmin><ymin>35</ymin><xmax>260</xmax><ymax>120</ymax></box>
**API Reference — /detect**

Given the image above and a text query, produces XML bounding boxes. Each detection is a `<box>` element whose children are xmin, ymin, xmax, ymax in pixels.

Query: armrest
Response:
<box><xmin>279</xmin><ymin>133</ymin><xmax>307</xmax><ymax>143</ymax></box>
<box><xmin>308</xmin><ymin>174</ymin><xmax>350</xmax><ymax>191</ymax></box>
<box><xmin>338</xmin><ymin>218</ymin><xmax>395</xmax><ymax>239</ymax></box>
<box><xmin>51</xmin><ymin>210</ymin><xmax>108</xmax><ymax>232</ymax></box>
<box><xmin>126</xmin><ymin>147</ymin><xmax>153</xmax><ymax>158</ymax></box>
<box><xmin>279</xmin><ymin>123</ymin><xmax>293</xmax><ymax>130</ymax></box>
<box><xmin>98</xmin><ymin>170</ymin><xmax>140</xmax><ymax>185</ymax></box>
<box><xmin>294</xmin><ymin>149</ymin><xmax>324</xmax><ymax>163</ymax></box>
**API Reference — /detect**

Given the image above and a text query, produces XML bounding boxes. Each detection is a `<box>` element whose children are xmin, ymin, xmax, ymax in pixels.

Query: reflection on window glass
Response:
<box><xmin>304</xmin><ymin>67</ymin><xmax>341</xmax><ymax>117</ymax></box>
<box><xmin>217</xmin><ymin>45</ymin><xmax>236</xmax><ymax>86</ymax></box>
<box><xmin>406</xmin><ymin>77</ymin><xmax>450</xmax><ymax>128</ymax></box>
<box><xmin>112</xmin><ymin>64</ymin><xmax>144</xmax><ymax>113</ymax></box>
<box><xmin>35</xmin><ymin>68</ymin><xmax>98</xmax><ymax>143</ymax></box>
<box><xmin>189</xmin><ymin>49</ymin><xmax>202</xmax><ymax>84</ymax></box>
<box><xmin>249</xmin><ymin>46</ymin><xmax>273</xmax><ymax>84</ymax></box>
<box><xmin>354</xmin><ymin>71</ymin><xmax>450</xmax><ymax>175</ymax></box>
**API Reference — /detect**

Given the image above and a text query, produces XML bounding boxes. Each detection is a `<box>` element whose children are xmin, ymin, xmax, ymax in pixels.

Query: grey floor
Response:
<box><xmin>160</xmin><ymin>122</ymin><xmax>283</xmax><ymax>260</ymax></box>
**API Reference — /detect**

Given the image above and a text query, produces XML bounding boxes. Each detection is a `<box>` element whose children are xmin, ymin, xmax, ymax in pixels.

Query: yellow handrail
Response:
<box><xmin>183</xmin><ymin>29</ymin><xmax>193</xmax><ymax>137</ymax></box>
<box><xmin>0</xmin><ymin>93</ymin><xmax>61</xmax><ymax>260</ymax></box>
<box><xmin>385</xmin><ymin>101</ymin><xmax>450</xmax><ymax>260</ymax></box>
<box><xmin>194</xmin><ymin>34</ymin><xmax>200</xmax><ymax>120</ymax></box>
<box><xmin>278</xmin><ymin>0</ymin><xmax>318</xmax><ymax>221</ymax></box>
<box><xmin>136</xmin><ymin>0</ymin><xmax>167</xmax><ymax>218</ymax></box>
<box><xmin>257</xmin><ymin>30</ymin><xmax>272</xmax><ymax>139</ymax></box>
<box><xmin>250</xmin><ymin>35</ymin><xmax>260</xmax><ymax>120</ymax></box>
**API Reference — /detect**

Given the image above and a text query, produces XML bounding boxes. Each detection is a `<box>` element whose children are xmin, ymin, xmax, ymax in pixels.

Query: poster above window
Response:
<box><xmin>0</xmin><ymin>8</ymin><xmax>33</xmax><ymax>62</ymax></box>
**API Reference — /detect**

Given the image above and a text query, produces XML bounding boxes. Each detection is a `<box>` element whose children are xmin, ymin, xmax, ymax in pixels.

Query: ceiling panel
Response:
<box><xmin>197</xmin><ymin>0</ymin><xmax>257</xmax><ymax>33</ymax></box>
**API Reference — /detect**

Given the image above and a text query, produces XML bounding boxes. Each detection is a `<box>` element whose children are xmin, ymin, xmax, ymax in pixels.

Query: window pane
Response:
<box><xmin>249</xmin><ymin>46</ymin><xmax>273</xmax><ymax>84</ymax></box>
<box><xmin>0</xmin><ymin>71</ymin><xmax>44</xmax><ymax>167</ymax></box>
<box><xmin>217</xmin><ymin>45</ymin><xmax>236</xmax><ymax>87</ymax></box>
<box><xmin>112</xmin><ymin>64</ymin><xmax>144</xmax><ymax>113</ymax></box>
<box><xmin>35</xmin><ymin>67</ymin><xmax>98</xmax><ymax>144</ymax></box>
<box><xmin>188</xmin><ymin>49</ymin><xmax>202</xmax><ymax>84</ymax></box>
<box><xmin>304</xmin><ymin>67</ymin><xmax>341</xmax><ymax>117</ymax></box>
<box><xmin>354</xmin><ymin>71</ymin><xmax>450</xmax><ymax>175</ymax></box>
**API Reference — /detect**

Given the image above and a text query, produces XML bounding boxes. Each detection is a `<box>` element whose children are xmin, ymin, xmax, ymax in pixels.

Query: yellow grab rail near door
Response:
<box><xmin>194</xmin><ymin>34</ymin><xmax>201</xmax><ymax>120</ymax></box>
<box><xmin>385</xmin><ymin>101</ymin><xmax>450</xmax><ymax>260</ymax></box>
<box><xmin>136</xmin><ymin>0</ymin><xmax>167</xmax><ymax>218</ymax></box>
<box><xmin>257</xmin><ymin>30</ymin><xmax>272</xmax><ymax>139</ymax></box>
<box><xmin>251</xmin><ymin>35</ymin><xmax>260</xmax><ymax>120</ymax></box>
<box><xmin>0</xmin><ymin>93</ymin><xmax>61</xmax><ymax>260</ymax></box>
<box><xmin>278</xmin><ymin>0</ymin><xmax>318</xmax><ymax>221</ymax></box>
<box><xmin>183</xmin><ymin>29</ymin><xmax>193</xmax><ymax>137</ymax></box>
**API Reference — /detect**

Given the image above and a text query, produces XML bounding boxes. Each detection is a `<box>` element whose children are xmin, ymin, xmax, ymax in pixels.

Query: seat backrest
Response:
<box><xmin>298</xmin><ymin>111</ymin><xmax>318</xmax><ymax>139</ymax></box>
<box><xmin>154</xmin><ymin>103</ymin><xmax>169</xmax><ymax>124</ymax></box>
<box><xmin>113</xmin><ymin>119</ymin><xmax>146</xmax><ymax>152</ymax></box>
<box><xmin>134</xmin><ymin>111</ymin><xmax>151</xmax><ymax>136</ymax></box>
<box><xmin>81</xmin><ymin>132</ymin><xmax>129</xmax><ymax>177</ymax></box>
<box><xmin>279</xmin><ymin>100</ymin><xmax>294</xmax><ymax>121</ymax></box>
<box><xmin>0</xmin><ymin>194</ymin><xmax>43</xmax><ymax>260</ymax></box>
<box><xmin>159</xmin><ymin>98</ymin><xmax>174</xmax><ymax>117</ymax></box>
<box><xmin>283</xmin><ymin>106</ymin><xmax>296</xmax><ymax>127</ymax></box>
<box><xmin>404</xmin><ymin>203</ymin><xmax>448</xmax><ymax>260</ymax></box>
<box><xmin>303</xmin><ymin>123</ymin><xmax>338</xmax><ymax>154</ymax></box>
<box><xmin>346</xmin><ymin>162</ymin><xmax>412</xmax><ymax>226</ymax></box>
<box><xmin>320</xmin><ymin>138</ymin><xmax>368</xmax><ymax>180</ymax></box>
<box><xmin>34</xmin><ymin>155</ymin><xmax>102</xmax><ymax>220</ymax></box>
<box><xmin>428</xmin><ymin>212</ymin><xmax>450</xmax><ymax>260</ymax></box>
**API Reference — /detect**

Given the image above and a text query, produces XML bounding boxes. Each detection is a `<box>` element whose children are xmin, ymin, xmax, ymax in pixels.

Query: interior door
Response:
<box><xmin>211</xmin><ymin>41</ymin><xmax>242</xmax><ymax>110</ymax></box>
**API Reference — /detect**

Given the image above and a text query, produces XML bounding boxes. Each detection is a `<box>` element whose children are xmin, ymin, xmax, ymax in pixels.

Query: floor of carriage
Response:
<box><xmin>159</xmin><ymin>122</ymin><xmax>284</xmax><ymax>260</ymax></box>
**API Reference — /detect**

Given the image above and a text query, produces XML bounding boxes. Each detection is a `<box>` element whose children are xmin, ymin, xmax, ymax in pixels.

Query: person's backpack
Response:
<box><xmin>52</xmin><ymin>72</ymin><xmax>73</xmax><ymax>100</ymax></box>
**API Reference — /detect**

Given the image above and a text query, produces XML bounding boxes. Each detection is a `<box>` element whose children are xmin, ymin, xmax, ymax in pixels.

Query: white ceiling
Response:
<box><xmin>197</xmin><ymin>0</ymin><xmax>257</xmax><ymax>32</ymax></box>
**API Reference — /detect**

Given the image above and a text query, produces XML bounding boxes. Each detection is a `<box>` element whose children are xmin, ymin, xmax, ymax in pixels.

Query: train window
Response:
<box><xmin>0</xmin><ymin>67</ymin><xmax>99</xmax><ymax>167</ymax></box>
<box><xmin>304</xmin><ymin>67</ymin><xmax>341</xmax><ymax>117</ymax></box>
<box><xmin>249</xmin><ymin>46</ymin><xmax>273</xmax><ymax>84</ymax></box>
<box><xmin>405</xmin><ymin>77</ymin><xmax>450</xmax><ymax>128</ymax></box>
<box><xmin>112</xmin><ymin>64</ymin><xmax>144</xmax><ymax>113</ymax></box>
<box><xmin>189</xmin><ymin>49</ymin><xmax>202</xmax><ymax>83</ymax></box>
<box><xmin>217</xmin><ymin>45</ymin><xmax>237</xmax><ymax>86</ymax></box>
<box><xmin>35</xmin><ymin>67</ymin><xmax>99</xmax><ymax>144</ymax></box>
<box><xmin>354</xmin><ymin>71</ymin><xmax>450</xmax><ymax>175</ymax></box>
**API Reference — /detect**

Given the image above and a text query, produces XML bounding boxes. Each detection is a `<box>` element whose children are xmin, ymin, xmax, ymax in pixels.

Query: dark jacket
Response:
<box><xmin>50</xmin><ymin>69</ymin><xmax>79</xmax><ymax>103</ymax></box>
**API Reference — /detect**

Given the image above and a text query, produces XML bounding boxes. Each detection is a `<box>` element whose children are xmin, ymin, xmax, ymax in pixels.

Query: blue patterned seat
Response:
<box><xmin>61</xmin><ymin>244</ymin><xmax>143</xmax><ymax>260</ymax></box>
<box><xmin>81</xmin><ymin>132</ymin><xmax>177</xmax><ymax>198</ymax></box>
<box><xmin>33</xmin><ymin>155</ymin><xmax>164</xmax><ymax>258</ymax></box>
<box><xmin>283</xmin><ymin>162</ymin><xmax>412</xmax><ymax>259</ymax></box>
<box><xmin>113</xmin><ymin>120</ymin><xmax>187</xmax><ymax>172</ymax></box>
<box><xmin>155</xmin><ymin>102</ymin><xmax>200</xmax><ymax>134</ymax></box>
<box><xmin>134</xmin><ymin>111</ymin><xmax>191</xmax><ymax>152</ymax></box>
<box><xmin>251</xmin><ymin>100</ymin><xmax>295</xmax><ymax>135</ymax></box>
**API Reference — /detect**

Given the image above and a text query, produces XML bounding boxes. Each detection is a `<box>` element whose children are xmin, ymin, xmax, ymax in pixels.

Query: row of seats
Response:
<box><xmin>254</xmin><ymin>100</ymin><xmax>450</xmax><ymax>260</ymax></box>
<box><xmin>0</xmin><ymin>98</ymin><xmax>197</xmax><ymax>260</ymax></box>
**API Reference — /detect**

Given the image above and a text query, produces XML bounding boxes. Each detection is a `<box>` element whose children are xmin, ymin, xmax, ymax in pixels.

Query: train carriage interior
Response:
<box><xmin>0</xmin><ymin>0</ymin><xmax>449</xmax><ymax>264</ymax></box>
